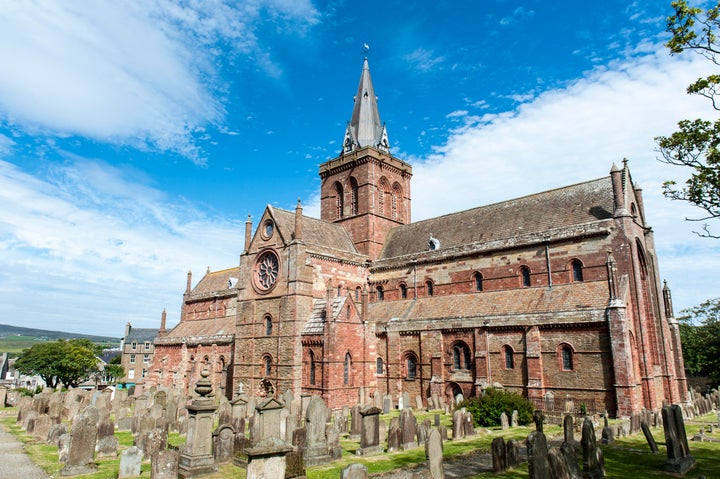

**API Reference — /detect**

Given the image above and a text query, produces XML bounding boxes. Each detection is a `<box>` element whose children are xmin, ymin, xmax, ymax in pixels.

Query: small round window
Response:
<box><xmin>263</xmin><ymin>220</ymin><xmax>274</xmax><ymax>239</ymax></box>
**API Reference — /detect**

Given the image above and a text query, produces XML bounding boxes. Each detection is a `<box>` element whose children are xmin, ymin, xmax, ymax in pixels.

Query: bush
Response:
<box><xmin>458</xmin><ymin>388</ymin><xmax>534</xmax><ymax>427</ymax></box>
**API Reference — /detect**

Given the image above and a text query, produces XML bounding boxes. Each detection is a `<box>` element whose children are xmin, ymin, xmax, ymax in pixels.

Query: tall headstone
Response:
<box><xmin>382</xmin><ymin>394</ymin><xmax>391</xmax><ymax>414</ymax></box>
<box><xmin>151</xmin><ymin>449</ymin><xmax>179</xmax><ymax>479</ymax></box>
<box><xmin>60</xmin><ymin>405</ymin><xmax>99</xmax><ymax>476</ymax></box>
<box><xmin>526</xmin><ymin>431</ymin><xmax>550</xmax><ymax>479</ymax></box>
<box><xmin>212</xmin><ymin>425</ymin><xmax>235</xmax><ymax>464</ymax></box>
<box><xmin>427</xmin><ymin>428</ymin><xmax>444</xmax><ymax>479</ymax></box>
<box><xmin>506</xmin><ymin>439</ymin><xmax>520</xmax><ymax>469</ymax></box>
<box><xmin>304</xmin><ymin>395</ymin><xmax>331</xmax><ymax>466</ymax></box>
<box><xmin>178</xmin><ymin>369</ymin><xmax>218</xmax><ymax>478</ymax></box>
<box><xmin>581</xmin><ymin>417</ymin><xmax>605</xmax><ymax>479</ymax></box>
<box><xmin>400</xmin><ymin>408</ymin><xmax>418</xmax><ymax>450</ymax></box>
<box><xmin>511</xmin><ymin>410</ymin><xmax>519</xmax><ymax>427</ymax></box>
<box><xmin>641</xmin><ymin>421</ymin><xmax>659</xmax><ymax>454</ymax></box>
<box><xmin>500</xmin><ymin>412</ymin><xmax>509</xmax><ymax>430</ymax></box>
<box><xmin>452</xmin><ymin>409</ymin><xmax>464</xmax><ymax>439</ymax></box>
<box><xmin>662</xmin><ymin>404</ymin><xmax>695</xmax><ymax>474</ymax></box>
<box><xmin>492</xmin><ymin>437</ymin><xmax>507</xmax><ymax>473</ymax></box>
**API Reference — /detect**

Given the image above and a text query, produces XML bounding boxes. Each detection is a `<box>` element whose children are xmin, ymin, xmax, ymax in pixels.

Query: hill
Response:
<box><xmin>0</xmin><ymin>323</ymin><xmax>120</xmax><ymax>354</ymax></box>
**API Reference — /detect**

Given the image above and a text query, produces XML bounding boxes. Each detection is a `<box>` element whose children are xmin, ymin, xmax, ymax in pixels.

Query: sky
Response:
<box><xmin>0</xmin><ymin>0</ymin><xmax>718</xmax><ymax>337</ymax></box>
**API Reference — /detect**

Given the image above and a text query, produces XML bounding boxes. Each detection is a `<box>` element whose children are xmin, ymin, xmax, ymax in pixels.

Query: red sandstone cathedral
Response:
<box><xmin>144</xmin><ymin>59</ymin><xmax>688</xmax><ymax>417</ymax></box>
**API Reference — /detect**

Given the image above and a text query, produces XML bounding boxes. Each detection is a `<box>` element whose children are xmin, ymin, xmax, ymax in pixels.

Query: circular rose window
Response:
<box><xmin>255</xmin><ymin>250</ymin><xmax>279</xmax><ymax>291</ymax></box>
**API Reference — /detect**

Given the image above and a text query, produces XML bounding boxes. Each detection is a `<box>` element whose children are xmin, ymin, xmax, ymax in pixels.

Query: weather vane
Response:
<box><xmin>362</xmin><ymin>43</ymin><xmax>370</xmax><ymax>57</ymax></box>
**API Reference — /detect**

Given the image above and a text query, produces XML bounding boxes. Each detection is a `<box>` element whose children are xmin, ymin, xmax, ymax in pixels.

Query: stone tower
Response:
<box><xmin>319</xmin><ymin>58</ymin><xmax>412</xmax><ymax>260</ymax></box>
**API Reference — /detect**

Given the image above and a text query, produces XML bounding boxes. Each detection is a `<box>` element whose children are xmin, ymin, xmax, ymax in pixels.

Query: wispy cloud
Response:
<box><xmin>0</xmin><ymin>1</ymin><xmax>319</xmax><ymax>163</ymax></box>
<box><xmin>403</xmin><ymin>48</ymin><xmax>446</xmax><ymax>73</ymax></box>
<box><xmin>410</xmin><ymin>48</ymin><xmax>718</xmax><ymax>312</ymax></box>
<box><xmin>0</xmin><ymin>158</ymin><xmax>243</xmax><ymax>333</ymax></box>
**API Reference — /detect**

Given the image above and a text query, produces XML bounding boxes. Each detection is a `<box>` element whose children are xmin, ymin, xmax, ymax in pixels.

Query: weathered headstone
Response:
<box><xmin>304</xmin><ymin>395</ymin><xmax>331</xmax><ymax>466</ymax></box>
<box><xmin>387</xmin><ymin>417</ymin><xmax>401</xmax><ymax>452</ymax></box>
<box><xmin>492</xmin><ymin>437</ymin><xmax>507</xmax><ymax>473</ymax></box>
<box><xmin>527</xmin><ymin>431</ymin><xmax>550</xmax><ymax>479</ymax></box>
<box><xmin>452</xmin><ymin>409</ymin><xmax>464</xmax><ymax>439</ymax></box>
<box><xmin>151</xmin><ymin>449</ymin><xmax>179</xmax><ymax>479</ymax></box>
<box><xmin>533</xmin><ymin>409</ymin><xmax>545</xmax><ymax>433</ymax></box>
<box><xmin>213</xmin><ymin>425</ymin><xmax>235</xmax><ymax>464</ymax></box>
<box><xmin>428</xmin><ymin>428</ymin><xmax>444</xmax><ymax>479</ymax></box>
<box><xmin>47</xmin><ymin>422</ymin><xmax>68</xmax><ymax>446</ymax></box>
<box><xmin>463</xmin><ymin>411</ymin><xmax>474</xmax><ymax>436</ymax></box>
<box><xmin>506</xmin><ymin>439</ymin><xmax>520</xmax><ymax>469</ymax></box>
<box><xmin>118</xmin><ymin>446</ymin><xmax>143</xmax><ymax>479</ymax></box>
<box><xmin>402</xmin><ymin>392</ymin><xmax>411</xmax><ymax>410</ymax></box>
<box><xmin>563</xmin><ymin>414</ymin><xmax>574</xmax><ymax>444</ymax></box>
<box><xmin>400</xmin><ymin>408</ymin><xmax>418</xmax><ymax>450</ymax></box>
<box><xmin>356</xmin><ymin>405</ymin><xmax>383</xmax><ymax>456</ymax></box>
<box><xmin>641</xmin><ymin>421</ymin><xmax>659</xmax><ymax>454</ymax></box>
<box><xmin>382</xmin><ymin>394</ymin><xmax>391</xmax><ymax>414</ymax></box>
<box><xmin>511</xmin><ymin>409</ymin><xmax>519</xmax><ymax>427</ymax></box>
<box><xmin>500</xmin><ymin>412</ymin><xmax>509</xmax><ymax>430</ymax></box>
<box><xmin>341</xmin><ymin>463</ymin><xmax>369</xmax><ymax>479</ymax></box>
<box><xmin>61</xmin><ymin>405</ymin><xmax>99</xmax><ymax>476</ymax></box>
<box><xmin>178</xmin><ymin>369</ymin><xmax>218</xmax><ymax>478</ymax></box>
<box><xmin>560</xmin><ymin>442</ymin><xmax>582</xmax><ymax>478</ymax></box>
<box><xmin>662</xmin><ymin>404</ymin><xmax>695</xmax><ymax>474</ymax></box>
<box><xmin>581</xmin><ymin>417</ymin><xmax>605</xmax><ymax>479</ymax></box>
<box><xmin>548</xmin><ymin>446</ymin><xmax>574</xmax><ymax>479</ymax></box>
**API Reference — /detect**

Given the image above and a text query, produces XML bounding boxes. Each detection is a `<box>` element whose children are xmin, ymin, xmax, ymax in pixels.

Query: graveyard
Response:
<box><xmin>0</xmin><ymin>385</ymin><xmax>719</xmax><ymax>478</ymax></box>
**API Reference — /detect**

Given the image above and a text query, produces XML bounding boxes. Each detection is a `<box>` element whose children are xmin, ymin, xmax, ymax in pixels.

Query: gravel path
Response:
<box><xmin>0</xmin><ymin>420</ymin><xmax>49</xmax><ymax>479</ymax></box>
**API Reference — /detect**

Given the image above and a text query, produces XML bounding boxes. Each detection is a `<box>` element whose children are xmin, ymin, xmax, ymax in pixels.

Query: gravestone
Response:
<box><xmin>58</xmin><ymin>433</ymin><xmax>71</xmax><ymax>463</ymax></box>
<box><xmin>285</xmin><ymin>427</ymin><xmax>307</xmax><ymax>479</ymax></box>
<box><xmin>506</xmin><ymin>439</ymin><xmax>520</xmax><ymax>469</ymax></box>
<box><xmin>452</xmin><ymin>409</ymin><xmax>464</xmax><ymax>439</ymax></box>
<box><xmin>548</xmin><ymin>446</ymin><xmax>574</xmax><ymax>479</ymax></box>
<box><xmin>97</xmin><ymin>418</ymin><xmax>118</xmax><ymax>457</ymax></box>
<box><xmin>118</xmin><ymin>446</ymin><xmax>142</xmax><ymax>479</ymax></box>
<box><xmin>60</xmin><ymin>405</ymin><xmax>99</xmax><ymax>476</ymax></box>
<box><xmin>527</xmin><ymin>431</ymin><xmax>550</xmax><ymax>479</ymax></box>
<box><xmin>427</xmin><ymin>428</ymin><xmax>444</xmax><ymax>479</ymax></box>
<box><xmin>500</xmin><ymin>412</ymin><xmax>509</xmax><ymax>430</ymax></box>
<box><xmin>341</xmin><ymin>463</ymin><xmax>369</xmax><ymax>479</ymax></box>
<box><xmin>402</xmin><ymin>392</ymin><xmax>411</xmax><ymax>410</ymax></box>
<box><xmin>178</xmin><ymin>369</ymin><xmax>218</xmax><ymax>478</ymax></box>
<box><xmin>387</xmin><ymin>417</ymin><xmax>401</xmax><ymax>452</ymax></box>
<box><xmin>563</xmin><ymin>414</ymin><xmax>574</xmax><ymax>445</ymax></box>
<box><xmin>151</xmin><ymin>449</ymin><xmax>179</xmax><ymax>479</ymax></box>
<box><xmin>356</xmin><ymin>405</ymin><xmax>383</xmax><ymax>456</ymax></box>
<box><xmin>304</xmin><ymin>395</ymin><xmax>331</xmax><ymax>466</ymax></box>
<box><xmin>533</xmin><ymin>409</ymin><xmax>545</xmax><ymax>433</ymax></box>
<box><xmin>416</xmin><ymin>395</ymin><xmax>423</xmax><ymax>410</ymax></box>
<box><xmin>581</xmin><ymin>417</ymin><xmax>605</xmax><ymax>479</ymax></box>
<box><xmin>641</xmin><ymin>421</ymin><xmax>659</xmax><ymax>454</ymax></box>
<box><xmin>463</xmin><ymin>411</ymin><xmax>474</xmax><ymax>436</ymax></box>
<box><xmin>511</xmin><ymin>410</ymin><xmax>519</xmax><ymax>427</ymax></box>
<box><xmin>662</xmin><ymin>404</ymin><xmax>695</xmax><ymax>474</ymax></box>
<box><xmin>561</xmin><ymin>441</ymin><xmax>582</xmax><ymax>478</ymax></box>
<box><xmin>47</xmin><ymin>423</ymin><xmax>68</xmax><ymax>446</ymax></box>
<box><xmin>492</xmin><ymin>437</ymin><xmax>507</xmax><ymax>473</ymax></box>
<box><xmin>350</xmin><ymin>406</ymin><xmax>362</xmax><ymax>437</ymax></box>
<box><xmin>382</xmin><ymin>394</ymin><xmax>392</xmax><ymax>414</ymax></box>
<box><xmin>400</xmin><ymin>408</ymin><xmax>418</xmax><ymax>450</ymax></box>
<box><xmin>213</xmin><ymin>425</ymin><xmax>235</xmax><ymax>464</ymax></box>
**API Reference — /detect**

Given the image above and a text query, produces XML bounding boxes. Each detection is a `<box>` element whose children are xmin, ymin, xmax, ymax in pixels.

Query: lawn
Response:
<box><xmin>1</xmin><ymin>406</ymin><xmax>718</xmax><ymax>478</ymax></box>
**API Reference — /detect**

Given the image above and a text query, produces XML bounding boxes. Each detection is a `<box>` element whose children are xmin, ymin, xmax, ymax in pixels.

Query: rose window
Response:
<box><xmin>256</xmin><ymin>251</ymin><xmax>279</xmax><ymax>290</ymax></box>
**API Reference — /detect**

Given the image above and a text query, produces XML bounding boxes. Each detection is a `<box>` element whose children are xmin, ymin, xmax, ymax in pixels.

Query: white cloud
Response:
<box><xmin>0</xmin><ymin>0</ymin><xmax>318</xmax><ymax>163</ymax></box>
<box><xmin>403</xmin><ymin>48</ymin><xmax>446</xmax><ymax>73</ymax></box>
<box><xmin>411</xmin><ymin>49</ymin><xmax>719</xmax><ymax>313</ymax></box>
<box><xmin>0</xmin><ymin>158</ymin><xmax>244</xmax><ymax>333</ymax></box>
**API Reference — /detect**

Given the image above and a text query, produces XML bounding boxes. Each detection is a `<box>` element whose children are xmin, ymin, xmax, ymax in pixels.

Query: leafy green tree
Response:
<box><xmin>678</xmin><ymin>297</ymin><xmax>720</xmax><ymax>389</ymax></box>
<box><xmin>103</xmin><ymin>355</ymin><xmax>124</xmax><ymax>383</ymax></box>
<box><xmin>14</xmin><ymin>339</ymin><xmax>100</xmax><ymax>388</ymax></box>
<box><xmin>657</xmin><ymin>1</ymin><xmax>720</xmax><ymax>238</ymax></box>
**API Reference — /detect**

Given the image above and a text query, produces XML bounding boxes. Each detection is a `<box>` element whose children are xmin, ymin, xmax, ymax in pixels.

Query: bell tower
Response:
<box><xmin>319</xmin><ymin>58</ymin><xmax>412</xmax><ymax>260</ymax></box>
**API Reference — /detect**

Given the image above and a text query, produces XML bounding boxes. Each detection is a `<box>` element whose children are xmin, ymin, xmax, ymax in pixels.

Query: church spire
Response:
<box><xmin>343</xmin><ymin>58</ymin><xmax>390</xmax><ymax>154</ymax></box>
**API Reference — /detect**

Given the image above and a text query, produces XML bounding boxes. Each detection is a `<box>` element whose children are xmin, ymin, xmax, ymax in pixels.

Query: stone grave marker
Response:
<box><xmin>662</xmin><ymin>404</ymin><xmax>695</xmax><ymax>474</ymax></box>
<box><xmin>357</xmin><ymin>405</ymin><xmax>383</xmax><ymax>456</ymax></box>
<box><xmin>581</xmin><ymin>416</ymin><xmax>605</xmax><ymax>479</ymax></box>
<box><xmin>527</xmin><ymin>431</ymin><xmax>550</xmax><ymax>479</ymax></box>
<box><xmin>151</xmin><ymin>449</ymin><xmax>179</xmax><ymax>479</ymax></box>
<box><xmin>60</xmin><ymin>405</ymin><xmax>99</xmax><ymax>476</ymax></box>
<box><xmin>118</xmin><ymin>446</ymin><xmax>142</xmax><ymax>479</ymax></box>
<box><xmin>500</xmin><ymin>412</ymin><xmax>509</xmax><ymax>430</ymax></box>
<box><xmin>213</xmin><ymin>425</ymin><xmax>235</xmax><ymax>464</ymax></box>
<box><xmin>506</xmin><ymin>439</ymin><xmax>520</xmax><ymax>469</ymax></box>
<box><xmin>492</xmin><ymin>437</ymin><xmax>507</xmax><ymax>473</ymax></box>
<box><xmin>341</xmin><ymin>463</ymin><xmax>369</xmax><ymax>479</ymax></box>
<box><xmin>511</xmin><ymin>409</ymin><xmax>519</xmax><ymax>427</ymax></box>
<box><xmin>641</xmin><ymin>421</ymin><xmax>659</xmax><ymax>454</ymax></box>
<box><xmin>400</xmin><ymin>407</ymin><xmax>417</xmax><ymax>450</ymax></box>
<box><xmin>428</xmin><ymin>428</ymin><xmax>444</xmax><ymax>479</ymax></box>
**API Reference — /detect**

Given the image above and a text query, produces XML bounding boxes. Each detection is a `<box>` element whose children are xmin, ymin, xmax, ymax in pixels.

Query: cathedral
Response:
<box><xmin>146</xmin><ymin>59</ymin><xmax>688</xmax><ymax>418</ymax></box>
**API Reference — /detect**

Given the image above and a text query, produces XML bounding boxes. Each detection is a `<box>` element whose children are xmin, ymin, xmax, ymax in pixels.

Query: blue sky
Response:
<box><xmin>1</xmin><ymin>1</ymin><xmax>718</xmax><ymax>336</ymax></box>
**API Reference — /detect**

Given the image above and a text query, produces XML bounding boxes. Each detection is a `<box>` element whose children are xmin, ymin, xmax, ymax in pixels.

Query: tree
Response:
<box><xmin>14</xmin><ymin>339</ymin><xmax>101</xmax><ymax>389</ymax></box>
<box><xmin>677</xmin><ymin>297</ymin><xmax>720</xmax><ymax>389</ymax></box>
<box><xmin>103</xmin><ymin>355</ymin><xmax>124</xmax><ymax>384</ymax></box>
<box><xmin>657</xmin><ymin>1</ymin><xmax>720</xmax><ymax>238</ymax></box>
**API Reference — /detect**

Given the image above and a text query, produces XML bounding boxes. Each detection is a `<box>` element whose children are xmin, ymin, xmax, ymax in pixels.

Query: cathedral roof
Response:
<box><xmin>342</xmin><ymin>58</ymin><xmax>390</xmax><ymax>154</ymax></box>
<box><xmin>368</xmin><ymin>281</ymin><xmax>609</xmax><ymax>326</ymax></box>
<box><xmin>156</xmin><ymin>316</ymin><xmax>235</xmax><ymax>344</ymax></box>
<box><xmin>378</xmin><ymin>177</ymin><xmax>614</xmax><ymax>259</ymax></box>
<box><xmin>301</xmin><ymin>296</ymin><xmax>346</xmax><ymax>335</ymax></box>
<box><xmin>270</xmin><ymin>206</ymin><xmax>360</xmax><ymax>255</ymax></box>
<box><xmin>189</xmin><ymin>267</ymin><xmax>240</xmax><ymax>296</ymax></box>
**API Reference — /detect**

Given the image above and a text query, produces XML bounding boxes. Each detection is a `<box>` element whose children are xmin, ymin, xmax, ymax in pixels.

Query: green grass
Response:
<box><xmin>2</xmin><ymin>407</ymin><xmax>719</xmax><ymax>478</ymax></box>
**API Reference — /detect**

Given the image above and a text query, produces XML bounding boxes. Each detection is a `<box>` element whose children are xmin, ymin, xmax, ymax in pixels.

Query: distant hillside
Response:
<box><xmin>0</xmin><ymin>323</ymin><xmax>119</xmax><ymax>344</ymax></box>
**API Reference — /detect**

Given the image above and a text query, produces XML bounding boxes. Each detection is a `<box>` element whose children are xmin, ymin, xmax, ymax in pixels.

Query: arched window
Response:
<box><xmin>392</xmin><ymin>182</ymin><xmax>403</xmax><ymax>220</ymax></box>
<box><xmin>265</xmin><ymin>315</ymin><xmax>272</xmax><ymax>336</ymax></box>
<box><xmin>376</xmin><ymin>357</ymin><xmax>384</xmax><ymax>375</ymax></box>
<box><xmin>473</xmin><ymin>272</ymin><xmax>483</xmax><ymax>291</ymax></box>
<box><xmin>504</xmin><ymin>346</ymin><xmax>514</xmax><ymax>369</ymax></box>
<box><xmin>346</xmin><ymin>304</ymin><xmax>351</xmax><ymax>320</ymax></box>
<box><xmin>520</xmin><ymin>266</ymin><xmax>531</xmax><ymax>287</ymax></box>
<box><xmin>399</xmin><ymin>283</ymin><xmax>408</xmax><ymax>299</ymax></box>
<box><xmin>337</xmin><ymin>285</ymin><xmax>342</xmax><ymax>297</ymax></box>
<box><xmin>355</xmin><ymin>286</ymin><xmax>361</xmax><ymax>301</ymax></box>
<box><xmin>405</xmin><ymin>353</ymin><xmax>418</xmax><ymax>379</ymax></box>
<box><xmin>425</xmin><ymin>280</ymin><xmax>434</xmax><ymax>297</ymax></box>
<box><xmin>376</xmin><ymin>285</ymin><xmax>384</xmax><ymax>301</ymax></box>
<box><xmin>571</xmin><ymin>260</ymin><xmax>583</xmax><ymax>282</ymax></box>
<box><xmin>263</xmin><ymin>355</ymin><xmax>272</xmax><ymax>376</ymax></box>
<box><xmin>349</xmin><ymin>177</ymin><xmax>359</xmax><ymax>215</ymax></box>
<box><xmin>309</xmin><ymin>350</ymin><xmax>316</xmax><ymax>385</ymax></box>
<box><xmin>378</xmin><ymin>177</ymin><xmax>390</xmax><ymax>216</ymax></box>
<box><xmin>560</xmin><ymin>345</ymin><xmax>573</xmax><ymax>371</ymax></box>
<box><xmin>391</xmin><ymin>190</ymin><xmax>397</xmax><ymax>219</ymax></box>
<box><xmin>334</xmin><ymin>181</ymin><xmax>344</xmax><ymax>219</ymax></box>
<box><xmin>344</xmin><ymin>352</ymin><xmax>352</xmax><ymax>385</ymax></box>
<box><xmin>453</xmin><ymin>342</ymin><xmax>472</xmax><ymax>370</ymax></box>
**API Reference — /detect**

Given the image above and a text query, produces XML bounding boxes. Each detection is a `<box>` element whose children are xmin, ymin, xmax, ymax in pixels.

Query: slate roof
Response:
<box><xmin>379</xmin><ymin>177</ymin><xmax>614</xmax><ymax>259</ymax></box>
<box><xmin>301</xmin><ymin>296</ymin><xmax>346</xmax><ymax>335</ymax></box>
<box><xmin>271</xmin><ymin>207</ymin><xmax>359</xmax><ymax>254</ymax></box>
<box><xmin>191</xmin><ymin>267</ymin><xmax>240</xmax><ymax>296</ymax></box>
<box><xmin>159</xmin><ymin>316</ymin><xmax>235</xmax><ymax>342</ymax></box>
<box><xmin>125</xmin><ymin>328</ymin><xmax>159</xmax><ymax>342</ymax></box>
<box><xmin>368</xmin><ymin>281</ymin><xmax>609</xmax><ymax>327</ymax></box>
